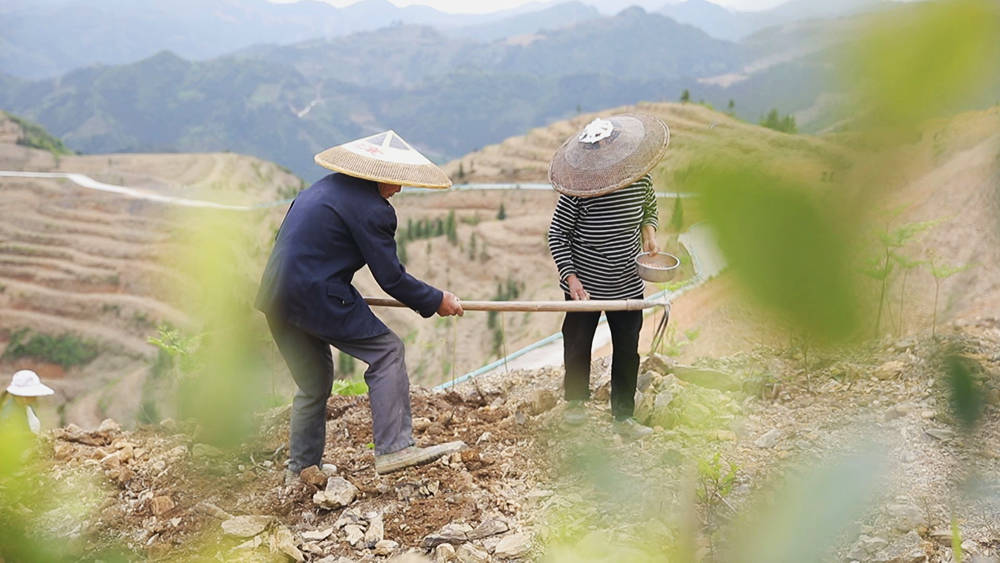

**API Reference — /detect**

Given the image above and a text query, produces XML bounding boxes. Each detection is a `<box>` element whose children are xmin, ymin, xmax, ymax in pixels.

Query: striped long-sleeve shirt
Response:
<box><xmin>547</xmin><ymin>174</ymin><xmax>659</xmax><ymax>300</ymax></box>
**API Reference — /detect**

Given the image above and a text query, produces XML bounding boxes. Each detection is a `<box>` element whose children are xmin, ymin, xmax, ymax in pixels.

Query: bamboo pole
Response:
<box><xmin>363</xmin><ymin>297</ymin><xmax>667</xmax><ymax>312</ymax></box>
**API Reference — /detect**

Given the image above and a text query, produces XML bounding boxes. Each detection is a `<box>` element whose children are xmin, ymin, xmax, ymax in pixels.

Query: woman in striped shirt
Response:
<box><xmin>547</xmin><ymin>173</ymin><xmax>659</xmax><ymax>436</ymax></box>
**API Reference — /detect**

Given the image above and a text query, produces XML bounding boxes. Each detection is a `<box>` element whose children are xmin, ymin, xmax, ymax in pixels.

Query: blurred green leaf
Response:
<box><xmin>879</xmin><ymin>219</ymin><xmax>942</xmax><ymax>249</ymax></box>
<box><xmin>688</xmin><ymin>164</ymin><xmax>860</xmax><ymax>342</ymax></box>
<box><xmin>844</xmin><ymin>0</ymin><xmax>1000</xmax><ymax>130</ymax></box>
<box><xmin>728</xmin><ymin>447</ymin><xmax>886</xmax><ymax>563</ymax></box>
<box><xmin>169</xmin><ymin>213</ymin><xmax>273</xmax><ymax>449</ymax></box>
<box><xmin>889</xmin><ymin>250</ymin><xmax>924</xmax><ymax>270</ymax></box>
<box><xmin>930</xmin><ymin>260</ymin><xmax>972</xmax><ymax>280</ymax></box>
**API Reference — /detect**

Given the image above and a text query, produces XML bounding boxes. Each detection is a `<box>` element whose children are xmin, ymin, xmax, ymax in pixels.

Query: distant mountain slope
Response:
<box><xmin>0</xmin><ymin>0</ymin><xmax>565</xmax><ymax>79</ymax></box>
<box><xmin>659</xmin><ymin>0</ymin><xmax>756</xmax><ymax>41</ymax></box>
<box><xmin>661</xmin><ymin>0</ymin><xmax>887</xmax><ymax>40</ymax></box>
<box><xmin>447</xmin><ymin>1</ymin><xmax>601</xmax><ymax>42</ymax></box>
<box><xmin>0</xmin><ymin>9</ymin><xmax>745</xmax><ymax>179</ymax></box>
<box><xmin>482</xmin><ymin>7</ymin><xmax>740</xmax><ymax>79</ymax></box>
<box><xmin>0</xmin><ymin>51</ymin><xmax>365</xmax><ymax>179</ymax></box>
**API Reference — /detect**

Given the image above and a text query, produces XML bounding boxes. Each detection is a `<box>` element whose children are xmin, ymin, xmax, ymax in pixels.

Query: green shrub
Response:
<box><xmin>2</xmin><ymin>328</ymin><xmax>98</xmax><ymax>367</ymax></box>
<box><xmin>3</xmin><ymin>112</ymin><xmax>72</xmax><ymax>156</ymax></box>
<box><xmin>331</xmin><ymin>378</ymin><xmax>368</xmax><ymax>396</ymax></box>
<box><xmin>759</xmin><ymin>109</ymin><xmax>797</xmax><ymax>133</ymax></box>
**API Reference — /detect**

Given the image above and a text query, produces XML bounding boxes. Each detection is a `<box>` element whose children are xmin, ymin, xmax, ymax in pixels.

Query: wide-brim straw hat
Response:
<box><xmin>549</xmin><ymin>113</ymin><xmax>670</xmax><ymax>198</ymax></box>
<box><xmin>6</xmin><ymin>370</ymin><xmax>54</xmax><ymax>397</ymax></box>
<box><xmin>314</xmin><ymin>130</ymin><xmax>452</xmax><ymax>189</ymax></box>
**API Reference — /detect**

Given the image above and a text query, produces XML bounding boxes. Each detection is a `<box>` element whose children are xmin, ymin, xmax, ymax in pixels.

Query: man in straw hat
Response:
<box><xmin>256</xmin><ymin>130</ymin><xmax>465</xmax><ymax>477</ymax></box>
<box><xmin>1</xmin><ymin>370</ymin><xmax>55</xmax><ymax>436</ymax></box>
<box><xmin>547</xmin><ymin>113</ymin><xmax>669</xmax><ymax>439</ymax></box>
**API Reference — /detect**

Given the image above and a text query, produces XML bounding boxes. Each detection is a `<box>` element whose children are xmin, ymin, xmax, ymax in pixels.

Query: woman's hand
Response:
<box><xmin>642</xmin><ymin>225</ymin><xmax>659</xmax><ymax>256</ymax></box>
<box><xmin>566</xmin><ymin>274</ymin><xmax>590</xmax><ymax>301</ymax></box>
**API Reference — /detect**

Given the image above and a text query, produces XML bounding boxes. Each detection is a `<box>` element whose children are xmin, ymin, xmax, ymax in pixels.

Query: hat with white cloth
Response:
<box><xmin>314</xmin><ymin>130</ymin><xmax>452</xmax><ymax>189</ymax></box>
<box><xmin>6</xmin><ymin>370</ymin><xmax>55</xmax><ymax>397</ymax></box>
<box><xmin>549</xmin><ymin>113</ymin><xmax>670</xmax><ymax>198</ymax></box>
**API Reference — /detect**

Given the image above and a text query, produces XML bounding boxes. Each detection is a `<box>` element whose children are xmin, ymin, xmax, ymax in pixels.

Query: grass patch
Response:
<box><xmin>3</xmin><ymin>111</ymin><xmax>73</xmax><ymax>156</ymax></box>
<box><xmin>331</xmin><ymin>378</ymin><xmax>368</xmax><ymax>396</ymax></box>
<box><xmin>2</xmin><ymin>328</ymin><xmax>99</xmax><ymax>367</ymax></box>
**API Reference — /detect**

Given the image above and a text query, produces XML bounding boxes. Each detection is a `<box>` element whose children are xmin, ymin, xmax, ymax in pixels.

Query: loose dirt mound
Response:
<box><xmin>37</xmin><ymin>386</ymin><xmax>545</xmax><ymax>561</ymax></box>
<box><xmin>13</xmin><ymin>316</ymin><xmax>999</xmax><ymax>562</ymax></box>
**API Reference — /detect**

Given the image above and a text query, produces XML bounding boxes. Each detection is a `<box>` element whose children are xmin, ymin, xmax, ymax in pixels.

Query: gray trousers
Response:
<box><xmin>266</xmin><ymin>316</ymin><xmax>414</xmax><ymax>472</ymax></box>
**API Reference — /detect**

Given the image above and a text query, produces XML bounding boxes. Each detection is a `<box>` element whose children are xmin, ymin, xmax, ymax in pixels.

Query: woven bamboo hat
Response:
<box><xmin>314</xmin><ymin>130</ymin><xmax>452</xmax><ymax>189</ymax></box>
<box><xmin>549</xmin><ymin>113</ymin><xmax>669</xmax><ymax>198</ymax></box>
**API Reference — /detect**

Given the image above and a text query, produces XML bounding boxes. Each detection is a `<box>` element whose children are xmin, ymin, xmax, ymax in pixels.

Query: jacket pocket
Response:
<box><xmin>326</xmin><ymin>283</ymin><xmax>356</xmax><ymax>306</ymax></box>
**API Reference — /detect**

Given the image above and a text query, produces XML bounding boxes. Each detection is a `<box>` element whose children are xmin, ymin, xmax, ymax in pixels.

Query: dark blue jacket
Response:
<box><xmin>255</xmin><ymin>173</ymin><xmax>443</xmax><ymax>341</ymax></box>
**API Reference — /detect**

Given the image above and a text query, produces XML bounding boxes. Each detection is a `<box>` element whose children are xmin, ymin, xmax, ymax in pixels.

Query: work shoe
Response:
<box><xmin>374</xmin><ymin>441</ymin><xmax>466</xmax><ymax>475</ymax></box>
<box><xmin>563</xmin><ymin>401</ymin><xmax>587</xmax><ymax>426</ymax></box>
<box><xmin>283</xmin><ymin>468</ymin><xmax>300</xmax><ymax>486</ymax></box>
<box><xmin>614</xmin><ymin>417</ymin><xmax>653</xmax><ymax>440</ymax></box>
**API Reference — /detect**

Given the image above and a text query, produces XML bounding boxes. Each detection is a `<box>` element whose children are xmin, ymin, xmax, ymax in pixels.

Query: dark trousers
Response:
<box><xmin>561</xmin><ymin>295</ymin><xmax>643</xmax><ymax>420</ymax></box>
<box><xmin>266</xmin><ymin>315</ymin><xmax>414</xmax><ymax>472</ymax></box>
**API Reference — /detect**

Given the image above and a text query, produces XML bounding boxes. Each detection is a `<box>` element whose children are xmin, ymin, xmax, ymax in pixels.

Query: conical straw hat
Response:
<box><xmin>314</xmin><ymin>130</ymin><xmax>452</xmax><ymax>189</ymax></box>
<box><xmin>549</xmin><ymin>113</ymin><xmax>669</xmax><ymax>198</ymax></box>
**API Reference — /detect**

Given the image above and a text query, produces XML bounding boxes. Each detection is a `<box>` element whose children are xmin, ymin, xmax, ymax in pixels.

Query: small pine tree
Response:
<box><xmin>469</xmin><ymin>233</ymin><xmax>477</xmax><ymax>260</ymax></box>
<box><xmin>397</xmin><ymin>238</ymin><xmax>408</xmax><ymax>265</ymax></box>
<box><xmin>457</xmin><ymin>162</ymin><xmax>465</xmax><ymax>179</ymax></box>
<box><xmin>727</xmin><ymin>99</ymin><xmax>735</xmax><ymax>112</ymax></box>
<box><xmin>337</xmin><ymin>352</ymin><xmax>356</xmax><ymax>377</ymax></box>
<box><xmin>760</xmin><ymin>109</ymin><xmax>797</xmax><ymax>133</ymax></box>
<box><xmin>670</xmin><ymin>197</ymin><xmax>684</xmax><ymax>233</ymax></box>
<box><xmin>497</xmin><ymin>202</ymin><xmax>507</xmax><ymax>220</ymax></box>
<box><xmin>680</xmin><ymin>89</ymin><xmax>691</xmax><ymax>103</ymax></box>
<box><xmin>446</xmin><ymin>210</ymin><xmax>457</xmax><ymax>244</ymax></box>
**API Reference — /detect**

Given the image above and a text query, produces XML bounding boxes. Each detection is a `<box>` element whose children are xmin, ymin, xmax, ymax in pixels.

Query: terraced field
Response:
<box><xmin>0</xmin><ymin>116</ymin><xmax>302</xmax><ymax>428</ymax></box>
<box><xmin>443</xmin><ymin>101</ymin><xmax>849</xmax><ymax>188</ymax></box>
<box><xmin>3</xmin><ymin>103</ymin><xmax>996</xmax><ymax>432</ymax></box>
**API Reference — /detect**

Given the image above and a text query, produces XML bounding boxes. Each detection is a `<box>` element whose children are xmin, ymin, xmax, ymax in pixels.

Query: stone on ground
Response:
<box><xmin>313</xmin><ymin>477</ymin><xmax>358</xmax><ymax>509</ymax></box>
<box><xmin>423</xmin><ymin>522</ymin><xmax>473</xmax><ymax>548</ymax></box>
<box><xmin>494</xmin><ymin>533</ymin><xmax>531</xmax><ymax>558</ymax></box>
<box><xmin>222</xmin><ymin>515</ymin><xmax>273</xmax><ymax>538</ymax></box>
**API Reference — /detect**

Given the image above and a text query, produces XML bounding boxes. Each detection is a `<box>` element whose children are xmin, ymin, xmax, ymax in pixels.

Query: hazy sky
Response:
<box><xmin>291</xmin><ymin>1</ymin><xmax>790</xmax><ymax>14</ymax></box>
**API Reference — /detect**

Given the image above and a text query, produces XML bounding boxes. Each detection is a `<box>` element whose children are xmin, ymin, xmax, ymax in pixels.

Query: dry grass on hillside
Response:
<box><xmin>444</xmin><ymin>101</ymin><xmax>849</xmax><ymax>190</ymax></box>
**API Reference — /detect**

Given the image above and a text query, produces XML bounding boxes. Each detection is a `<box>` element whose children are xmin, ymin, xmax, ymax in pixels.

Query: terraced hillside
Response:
<box><xmin>4</xmin><ymin>103</ymin><xmax>995</xmax><ymax>431</ymax></box>
<box><xmin>0</xmin><ymin>113</ymin><xmax>303</xmax><ymax>429</ymax></box>
<box><xmin>443</xmin><ymin>101</ymin><xmax>848</xmax><ymax>187</ymax></box>
<box><xmin>446</xmin><ymin>102</ymin><xmax>1000</xmax><ymax>360</ymax></box>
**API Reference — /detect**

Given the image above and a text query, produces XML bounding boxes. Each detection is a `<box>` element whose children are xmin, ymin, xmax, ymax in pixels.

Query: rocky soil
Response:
<box><xmin>7</xmin><ymin>316</ymin><xmax>998</xmax><ymax>562</ymax></box>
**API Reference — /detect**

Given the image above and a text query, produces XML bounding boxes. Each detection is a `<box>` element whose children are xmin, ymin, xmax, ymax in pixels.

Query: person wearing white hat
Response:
<box><xmin>1</xmin><ymin>370</ymin><xmax>55</xmax><ymax>435</ymax></box>
<box><xmin>256</xmin><ymin>130</ymin><xmax>466</xmax><ymax>477</ymax></box>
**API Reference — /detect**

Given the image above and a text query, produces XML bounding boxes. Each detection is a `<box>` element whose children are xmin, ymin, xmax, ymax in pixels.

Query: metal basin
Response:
<box><xmin>636</xmin><ymin>252</ymin><xmax>680</xmax><ymax>282</ymax></box>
